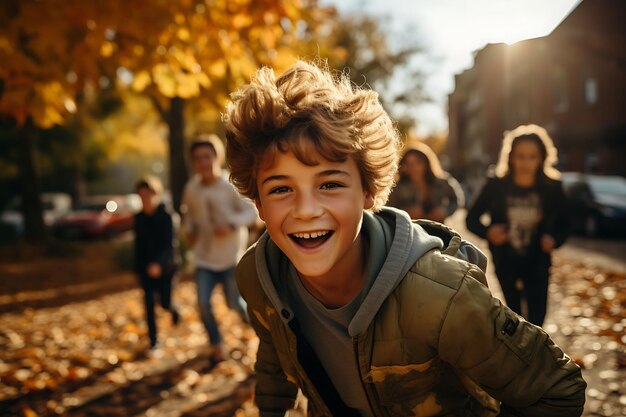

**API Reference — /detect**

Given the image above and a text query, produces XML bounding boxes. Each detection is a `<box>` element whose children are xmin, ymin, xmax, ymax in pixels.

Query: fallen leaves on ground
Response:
<box><xmin>0</xmin><ymin>282</ymin><xmax>257</xmax><ymax>416</ymax></box>
<box><xmin>546</xmin><ymin>256</ymin><xmax>626</xmax><ymax>417</ymax></box>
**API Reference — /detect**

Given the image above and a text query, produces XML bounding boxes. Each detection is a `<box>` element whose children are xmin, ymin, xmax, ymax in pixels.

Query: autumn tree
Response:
<box><xmin>0</xmin><ymin>0</ymin><xmax>335</xmax><ymax>240</ymax></box>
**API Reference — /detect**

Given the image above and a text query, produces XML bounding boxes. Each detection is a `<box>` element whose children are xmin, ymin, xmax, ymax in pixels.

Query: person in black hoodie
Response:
<box><xmin>466</xmin><ymin>124</ymin><xmax>569</xmax><ymax>327</ymax></box>
<box><xmin>134</xmin><ymin>175</ymin><xmax>180</xmax><ymax>349</ymax></box>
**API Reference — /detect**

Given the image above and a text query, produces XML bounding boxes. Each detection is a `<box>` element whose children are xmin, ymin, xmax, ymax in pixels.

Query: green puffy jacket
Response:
<box><xmin>236</xmin><ymin>208</ymin><xmax>586</xmax><ymax>417</ymax></box>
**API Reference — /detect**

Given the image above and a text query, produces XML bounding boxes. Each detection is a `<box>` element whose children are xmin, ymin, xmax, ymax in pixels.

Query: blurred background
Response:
<box><xmin>0</xmin><ymin>0</ymin><xmax>624</xmax><ymax>416</ymax></box>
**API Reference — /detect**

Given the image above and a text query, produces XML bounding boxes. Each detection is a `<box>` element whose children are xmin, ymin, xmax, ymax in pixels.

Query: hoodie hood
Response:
<box><xmin>347</xmin><ymin>207</ymin><xmax>442</xmax><ymax>335</ymax></box>
<box><xmin>254</xmin><ymin>206</ymin><xmax>487</xmax><ymax>336</ymax></box>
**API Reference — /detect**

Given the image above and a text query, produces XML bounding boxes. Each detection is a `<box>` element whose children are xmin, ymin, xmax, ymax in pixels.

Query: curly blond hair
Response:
<box><xmin>222</xmin><ymin>60</ymin><xmax>400</xmax><ymax>211</ymax></box>
<box><xmin>494</xmin><ymin>124</ymin><xmax>560</xmax><ymax>180</ymax></box>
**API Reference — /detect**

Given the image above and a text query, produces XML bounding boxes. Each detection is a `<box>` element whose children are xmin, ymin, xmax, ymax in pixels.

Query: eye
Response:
<box><xmin>320</xmin><ymin>182</ymin><xmax>344</xmax><ymax>190</ymax></box>
<box><xmin>268</xmin><ymin>186</ymin><xmax>290</xmax><ymax>195</ymax></box>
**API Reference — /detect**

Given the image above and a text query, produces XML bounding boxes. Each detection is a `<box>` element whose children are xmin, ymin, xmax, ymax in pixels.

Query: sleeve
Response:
<box><xmin>227</xmin><ymin>184</ymin><xmax>259</xmax><ymax>228</ymax></box>
<box><xmin>236</xmin><ymin>258</ymin><xmax>298</xmax><ymax>416</ymax></box>
<box><xmin>438</xmin><ymin>266</ymin><xmax>586</xmax><ymax>416</ymax></box>
<box><xmin>465</xmin><ymin>179</ymin><xmax>494</xmax><ymax>239</ymax></box>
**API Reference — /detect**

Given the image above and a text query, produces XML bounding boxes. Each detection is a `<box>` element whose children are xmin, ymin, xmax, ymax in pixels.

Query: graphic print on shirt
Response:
<box><xmin>506</xmin><ymin>192</ymin><xmax>542</xmax><ymax>255</ymax></box>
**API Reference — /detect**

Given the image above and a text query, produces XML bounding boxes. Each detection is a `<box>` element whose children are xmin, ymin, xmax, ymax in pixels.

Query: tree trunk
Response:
<box><xmin>70</xmin><ymin>167</ymin><xmax>87</xmax><ymax>209</ymax></box>
<box><xmin>17</xmin><ymin>119</ymin><xmax>46</xmax><ymax>242</ymax></box>
<box><xmin>166</xmin><ymin>97</ymin><xmax>189</xmax><ymax>213</ymax></box>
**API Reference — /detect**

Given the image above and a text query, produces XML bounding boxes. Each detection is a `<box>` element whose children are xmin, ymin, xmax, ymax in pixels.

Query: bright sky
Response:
<box><xmin>323</xmin><ymin>0</ymin><xmax>582</xmax><ymax>135</ymax></box>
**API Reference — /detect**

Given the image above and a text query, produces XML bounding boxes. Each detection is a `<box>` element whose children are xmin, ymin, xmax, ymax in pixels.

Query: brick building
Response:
<box><xmin>447</xmin><ymin>0</ymin><xmax>626</xmax><ymax>194</ymax></box>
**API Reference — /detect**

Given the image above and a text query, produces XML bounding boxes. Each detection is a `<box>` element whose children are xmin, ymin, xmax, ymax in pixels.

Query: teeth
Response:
<box><xmin>293</xmin><ymin>230</ymin><xmax>329</xmax><ymax>239</ymax></box>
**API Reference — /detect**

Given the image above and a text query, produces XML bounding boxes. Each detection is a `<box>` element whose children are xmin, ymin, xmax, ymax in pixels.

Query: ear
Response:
<box><xmin>255</xmin><ymin>199</ymin><xmax>265</xmax><ymax>221</ymax></box>
<box><xmin>363</xmin><ymin>194</ymin><xmax>375</xmax><ymax>210</ymax></box>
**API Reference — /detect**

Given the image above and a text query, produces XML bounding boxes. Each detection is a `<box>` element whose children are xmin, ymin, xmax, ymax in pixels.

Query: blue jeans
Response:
<box><xmin>195</xmin><ymin>266</ymin><xmax>247</xmax><ymax>346</ymax></box>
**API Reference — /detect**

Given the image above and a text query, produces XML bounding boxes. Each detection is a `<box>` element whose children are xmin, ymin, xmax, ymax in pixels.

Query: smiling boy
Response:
<box><xmin>222</xmin><ymin>61</ymin><xmax>586</xmax><ymax>417</ymax></box>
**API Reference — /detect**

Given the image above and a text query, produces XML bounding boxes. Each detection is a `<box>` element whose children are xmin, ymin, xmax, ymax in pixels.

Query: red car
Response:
<box><xmin>52</xmin><ymin>194</ymin><xmax>141</xmax><ymax>239</ymax></box>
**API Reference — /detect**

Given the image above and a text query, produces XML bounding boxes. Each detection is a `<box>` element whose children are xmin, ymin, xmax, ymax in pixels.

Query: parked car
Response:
<box><xmin>561</xmin><ymin>172</ymin><xmax>626</xmax><ymax>237</ymax></box>
<box><xmin>52</xmin><ymin>194</ymin><xmax>141</xmax><ymax>239</ymax></box>
<box><xmin>0</xmin><ymin>192</ymin><xmax>72</xmax><ymax>236</ymax></box>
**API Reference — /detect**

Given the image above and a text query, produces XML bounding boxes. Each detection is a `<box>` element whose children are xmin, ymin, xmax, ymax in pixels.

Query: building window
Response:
<box><xmin>585</xmin><ymin>77</ymin><xmax>598</xmax><ymax>105</ymax></box>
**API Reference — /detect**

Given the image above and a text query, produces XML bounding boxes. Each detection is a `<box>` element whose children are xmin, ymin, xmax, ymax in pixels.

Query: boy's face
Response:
<box><xmin>137</xmin><ymin>186</ymin><xmax>155</xmax><ymax>208</ymax></box>
<box><xmin>191</xmin><ymin>145</ymin><xmax>218</xmax><ymax>181</ymax></box>
<box><xmin>255</xmin><ymin>148</ymin><xmax>374</xmax><ymax>283</ymax></box>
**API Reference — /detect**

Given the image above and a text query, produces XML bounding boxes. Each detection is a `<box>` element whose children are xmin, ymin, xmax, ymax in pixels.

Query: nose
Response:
<box><xmin>292</xmin><ymin>190</ymin><xmax>324</xmax><ymax>220</ymax></box>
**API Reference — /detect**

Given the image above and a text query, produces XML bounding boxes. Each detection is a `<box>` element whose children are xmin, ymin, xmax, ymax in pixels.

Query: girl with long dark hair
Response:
<box><xmin>388</xmin><ymin>141</ymin><xmax>464</xmax><ymax>222</ymax></box>
<box><xmin>466</xmin><ymin>124</ymin><xmax>569</xmax><ymax>326</ymax></box>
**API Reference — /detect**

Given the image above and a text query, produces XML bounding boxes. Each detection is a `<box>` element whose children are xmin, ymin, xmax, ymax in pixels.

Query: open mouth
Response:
<box><xmin>289</xmin><ymin>230</ymin><xmax>333</xmax><ymax>249</ymax></box>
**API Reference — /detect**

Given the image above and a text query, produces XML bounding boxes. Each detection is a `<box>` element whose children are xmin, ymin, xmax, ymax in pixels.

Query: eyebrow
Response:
<box><xmin>261</xmin><ymin>169</ymin><xmax>351</xmax><ymax>185</ymax></box>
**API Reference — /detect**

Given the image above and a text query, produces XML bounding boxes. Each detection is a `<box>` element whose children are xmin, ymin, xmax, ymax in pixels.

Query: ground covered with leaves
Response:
<box><xmin>1</xmin><ymin>281</ymin><xmax>259</xmax><ymax>417</ymax></box>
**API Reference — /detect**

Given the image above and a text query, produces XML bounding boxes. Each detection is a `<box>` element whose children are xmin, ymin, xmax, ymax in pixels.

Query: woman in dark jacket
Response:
<box><xmin>134</xmin><ymin>175</ymin><xmax>179</xmax><ymax>349</ymax></box>
<box><xmin>388</xmin><ymin>141</ymin><xmax>464</xmax><ymax>223</ymax></box>
<box><xmin>466</xmin><ymin>124</ymin><xmax>569</xmax><ymax>326</ymax></box>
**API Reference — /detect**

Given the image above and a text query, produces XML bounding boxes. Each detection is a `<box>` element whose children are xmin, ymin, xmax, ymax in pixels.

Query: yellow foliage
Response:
<box><xmin>132</xmin><ymin>71</ymin><xmax>151</xmax><ymax>92</ymax></box>
<box><xmin>208</xmin><ymin>59</ymin><xmax>227</xmax><ymax>78</ymax></box>
<box><xmin>177</xmin><ymin>27</ymin><xmax>190</xmax><ymax>41</ymax></box>
<box><xmin>152</xmin><ymin>64</ymin><xmax>177</xmax><ymax>98</ymax></box>
<box><xmin>133</xmin><ymin>45</ymin><xmax>145</xmax><ymax>57</ymax></box>
<box><xmin>261</xmin><ymin>28</ymin><xmax>277</xmax><ymax>50</ymax></box>
<box><xmin>196</xmin><ymin>72</ymin><xmax>211</xmax><ymax>89</ymax></box>
<box><xmin>170</xmin><ymin>47</ymin><xmax>198</xmax><ymax>72</ymax></box>
<box><xmin>232</xmin><ymin>13</ymin><xmax>253</xmax><ymax>29</ymax></box>
<box><xmin>175</xmin><ymin>73</ymin><xmax>200</xmax><ymax>99</ymax></box>
<box><xmin>100</xmin><ymin>41</ymin><xmax>115</xmax><ymax>58</ymax></box>
<box><xmin>89</xmin><ymin>92</ymin><xmax>167</xmax><ymax>159</ymax></box>
<box><xmin>273</xmin><ymin>48</ymin><xmax>300</xmax><ymax>73</ymax></box>
<box><xmin>29</xmin><ymin>82</ymin><xmax>74</xmax><ymax>128</ymax></box>
<box><xmin>0</xmin><ymin>0</ymin><xmax>338</xmax><ymax>127</ymax></box>
<box><xmin>174</xmin><ymin>13</ymin><xmax>186</xmax><ymax>25</ymax></box>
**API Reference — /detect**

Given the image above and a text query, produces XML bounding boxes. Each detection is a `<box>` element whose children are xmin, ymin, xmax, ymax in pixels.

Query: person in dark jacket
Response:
<box><xmin>388</xmin><ymin>141</ymin><xmax>464</xmax><ymax>222</ymax></box>
<box><xmin>466</xmin><ymin>124</ymin><xmax>569</xmax><ymax>326</ymax></box>
<box><xmin>134</xmin><ymin>175</ymin><xmax>180</xmax><ymax>349</ymax></box>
